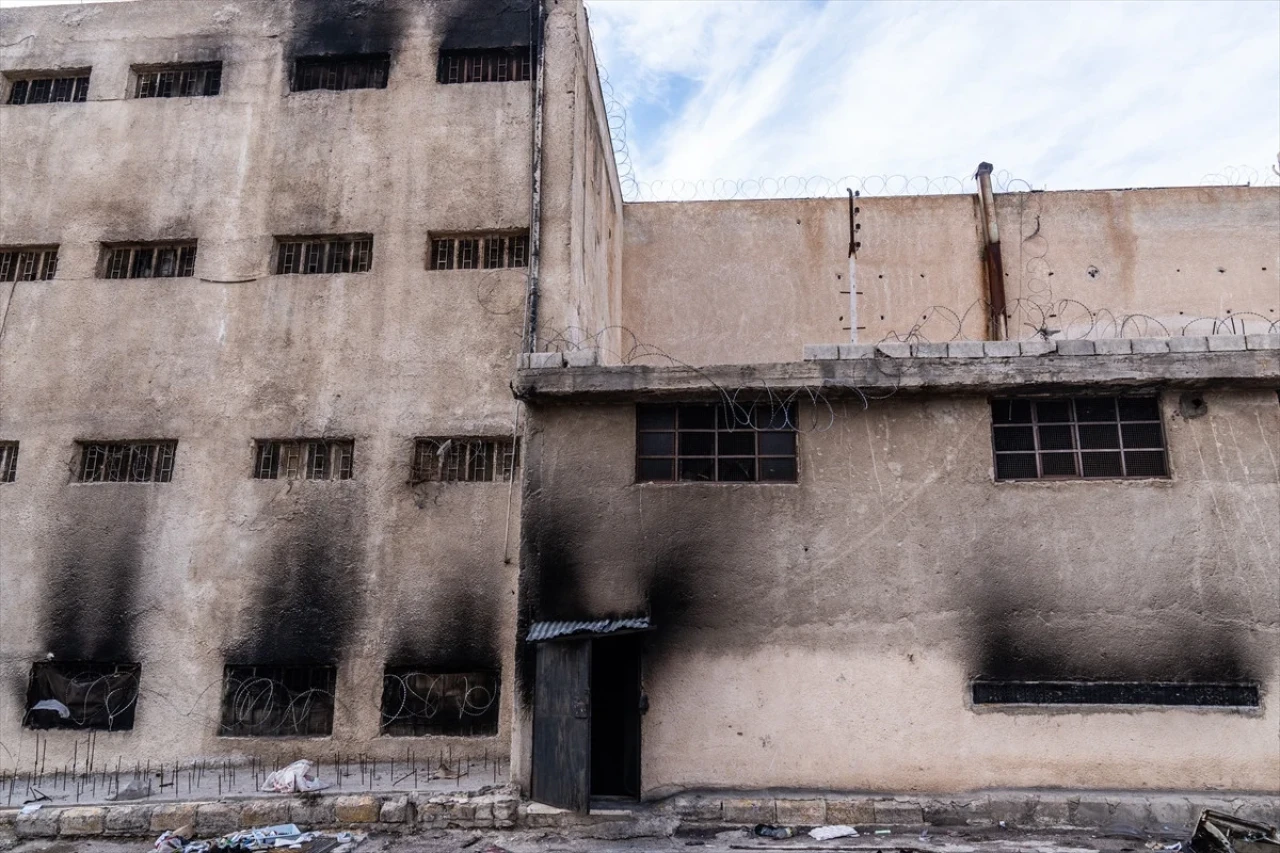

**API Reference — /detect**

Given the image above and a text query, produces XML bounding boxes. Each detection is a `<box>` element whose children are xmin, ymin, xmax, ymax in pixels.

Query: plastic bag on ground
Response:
<box><xmin>809</xmin><ymin>824</ymin><xmax>860</xmax><ymax>840</ymax></box>
<box><xmin>260</xmin><ymin>759</ymin><xmax>330</xmax><ymax>793</ymax></box>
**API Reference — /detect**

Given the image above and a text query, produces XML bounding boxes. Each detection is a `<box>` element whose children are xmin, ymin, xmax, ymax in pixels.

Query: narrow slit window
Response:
<box><xmin>0</xmin><ymin>441</ymin><xmax>18</xmax><ymax>483</ymax></box>
<box><xmin>25</xmin><ymin>661</ymin><xmax>140</xmax><ymax>731</ymax></box>
<box><xmin>76</xmin><ymin>441</ymin><xmax>177</xmax><ymax>483</ymax></box>
<box><xmin>6</xmin><ymin>71</ymin><xmax>90</xmax><ymax>105</ymax></box>
<box><xmin>292</xmin><ymin>53</ymin><xmax>390</xmax><ymax>92</ymax></box>
<box><xmin>972</xmin><ymin>680</ymin><xmax>1259</xmax><ymax>708</ymax></box>
<box><xmin>427</xmin><ymin>233</ymin><xmax>528</xmax><ymax>271</ymax></box>
<box><xmin>437</xmin><ymin>48</ymin><xmax>532</xmax><ymax>83</ymax></box>
<box><xmin>101</xmin><ymin>243</ymin><xmax>197</xmax><ymax>279</ymax></box>
<box><xmin>991</xmin><ymin>396</ymin><xmax>1168</xmax><ymax>481</ymax></box>
<box><xmin>276</xmin><ymin>236</ymin><xmax>373</xmax><ymax>274</ymax></box>
<box><xmin>380</xmin><ymin>668</ymin><xmax>500</xmax><ymax>736</ymax></box>
<box><xmin>253</xmin><ymin>439</ymin><xmax>354</xmax><ymax>481</ymax></box>
<box><xmin>219</xmin><ymin>665</ymin><xmax>336</xmax><ymax>737</ymax></box>
<box><xmin>0</xmin><ymin>247</ymin><xmax>58</xmax><ymax>281</ymax></box>
<box><xmin>411</xmin><ymin>437</ymin><xmax>518</xmax><ymax>483</ymax></box>
<box><xmin>636</xmin><ymin>402</ymin><xmax>798</xmax><ymax>483</ymax></box>
<box><xmin>134</xmin><ymin>62</ymin><xmax>222</xmax><ymax>98</ymax></box>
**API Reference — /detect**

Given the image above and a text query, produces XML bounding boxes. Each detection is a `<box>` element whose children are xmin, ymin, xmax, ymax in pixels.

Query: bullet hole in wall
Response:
<box><xmin>1086</xmin><ymin>265</ymin><xmax>1099</xmax><ymax>279</ymax></box>
<box><xmin>1179</xmin><ymin>393</ymin><xmax>1209</xmax><ymax>419</ymax></box>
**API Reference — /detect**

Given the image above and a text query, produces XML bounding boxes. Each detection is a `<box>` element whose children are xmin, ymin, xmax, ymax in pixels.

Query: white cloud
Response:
<box><xmin>588</xmin><ymin>0</ymin><xmax>1280</xmax><ymax>194</ymax></box>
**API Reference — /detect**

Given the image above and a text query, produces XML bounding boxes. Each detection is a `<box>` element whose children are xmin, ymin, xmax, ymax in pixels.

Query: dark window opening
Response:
<box><xmin>6</xmin><ymin>72</ymin><xmax>90</xmax><ymax>105</ymax></box>
<box><xmin>991</xmin><ymin>395</ymin><xmax>1167</xmax><ymax>480</ymax></box>
<box><xmin>0</xmin><ymin>247</ymin><xmax>58</xmax><ymax>281</ymax></box>
<box><xmin>411</xmin><ymin>437</ymin><xmax>518</xmax><ymax>483</ymax></box>
<box><xmin>77</xmin><ymin>441</ymin><xmax>176</xmax><ymax>483</ymax></box>
<box><xmin>380</xmin><ymin>669</ymin><xmax>500</xmax><ymax>737</ymax></box>
<box><xmin>972</xmin><ymin>680</ymin><xmax>1260</xmax><ymax>708</ymax></box>
<box><xmin>0</xmin><ymin>441</ymin><xmax>17</xmax><ymax>483</ymax></box>
<box><xmin>254</xmin><ymin>439</ymin><xmax>354</xmax><ymax>481</ymax></box>
<box><xmin>25</xmin><ymin>661</ymin><xmax>140</xmax><ymax>731</ymax></box>
<box><xmin>636</xmin><ymin>402</ymin><xmax>798</xmax><ymax>483</ymax></box>
<box><xmin>429</xmin><ymin>233</ymin><xmax>529</xmax><ymax>271</ymax></box>
<box><xmin>438</xmin><ymin>48</ymin><xmax>532</xmax><ymax>84</ymax></box>
<box><xmin>292</xmin><ymin>53</ymin><xmax>390</xmax><ymax>92</ymax></box>
<box><xmin>219</xmin><ymin>665</ymin><xmax>336</xmax><ymax>737</ymax></box>
<box><xmin>276</xmin><ymin>236</ymin><xmax>373</xmax><ymax>274</ymax></box>
<box><xmin>102</xmin><ymin>243</ymin><xmax>197</xmax><ymax>279</ymax></box>
<box><xmin>134</xmin><ymin>62</ymin><xmax>222</xmax><ymax>98</ymax></box>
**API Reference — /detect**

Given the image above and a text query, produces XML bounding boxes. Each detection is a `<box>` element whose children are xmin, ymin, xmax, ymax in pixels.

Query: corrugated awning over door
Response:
<box><xmin>526</xmin><ymin>617</ymin><xmax>651</xmax><ymax>643</ymax></box>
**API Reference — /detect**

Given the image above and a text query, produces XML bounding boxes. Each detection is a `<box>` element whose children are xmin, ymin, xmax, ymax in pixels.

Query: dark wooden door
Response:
<box><xmin>532</xmin><ymin>639</ymin><xmax>591</xmax><ymax>811</ymax></box>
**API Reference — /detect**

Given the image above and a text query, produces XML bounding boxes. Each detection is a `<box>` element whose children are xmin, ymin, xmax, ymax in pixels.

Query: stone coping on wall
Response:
<box><xmin>514</xmin><ymin>335</ymin><xmax>1280</xmax><ymax>401</ymax></box>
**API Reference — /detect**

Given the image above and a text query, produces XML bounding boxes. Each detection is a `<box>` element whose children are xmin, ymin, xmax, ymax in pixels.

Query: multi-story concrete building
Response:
<box><xmin>1</xmin><ymin>0</ymin><xmax>1276</xmax><ymax>813</ymax></box>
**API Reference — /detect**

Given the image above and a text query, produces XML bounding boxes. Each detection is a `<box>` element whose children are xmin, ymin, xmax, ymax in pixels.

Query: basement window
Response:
<box><xmin>102</xmin><ymin>242</ymin><xmax>197</xmax><ymax>279</ymax></box>
<box><xmin>292</xmin><ymin>53</ymin><xmax>390</xmax><ymax>92</ymax></box>
<box><xmin>77</xmin><ymin>441</ymin><xmax>176</xmax><ymax>483</ymax></box>
<box><xmin>380</xmin><ymin>668</ymin><xmax>500</xmax><ymax>736</ymax></box>
<box><xmin>276</xmin><ymin>236</ymin><xmax>373</xmax><ymax>274</ymax></box>
<box><xmin>0</xmin><ymin>246</ymin><xmax>58</xmax><ymax>281</ymax></box>
<box><xmin>992</xmin><ymin>396</ymin><xmax>1167</xmax><ymax>480</ymax></box>
<box><xmin>972</xmin><ymin>680</ymin><xmax>1260</xmax><ymax>708</ymax></box>
<box><xmin>25</xmin><ymin>661</ymin><xmax>140</xmax><ymax>731</ymax></box>
<box><xmin>6</xmin><ymin>71</ymin><xmax>90</xmax><ymax>105</ymax></box>
<box><xmin>219</xmin><ymin>664</ymin><xmax>336</xmax><ymax>737</ymax></box>
<box><xmin>133</xmin><ymin>62</ymin><xmax>222</xmax><ymax>98</ymax></box>
<box><xmin>438</xmin><ymin>48</ymin><xmax>532</xmax><ymax>83</ymax></box>
<box><xmin>411</xmin><ymin>437</ymin><xmax>518</xmax><ymax>483</ymax></box>
<box><xmin>0</xmin><ymin>441</ymin><xmax>16</xmax><ymax>482</ymax></box>
<box><xmin>429</xmin><ymin>233</ymin><xmax>528</xmax><ymax>270</ymax></box>
<box><xmin>637</xmin><ymin>403</ymin><xmax>798</xmax><ymax>483</ymax></box>
<box><xmin>254</xmin><ymin>439</ymin><xmax>354</xmax><ymax>481</ymax></box>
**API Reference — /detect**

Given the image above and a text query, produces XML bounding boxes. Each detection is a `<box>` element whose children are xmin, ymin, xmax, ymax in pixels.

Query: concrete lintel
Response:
<box><xmin>513</xmin><ymin>350</ymin><xmax>1280</xmax><ymax>402</ymax></box>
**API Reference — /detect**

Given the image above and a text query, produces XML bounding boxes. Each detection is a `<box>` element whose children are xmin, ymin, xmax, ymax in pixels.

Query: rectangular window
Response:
<box><xmin>411</xmin><ymin>437</ymin><xmax>518</xmax><ymax>483</ymax></box>
<box><xmin>438</xmin><ymin>48</ymin><xmax>532</xmax><ymax>83</ymax></box>
<box><xmin>292</xmin><ymin>53</ymin><xmax>390</xmax><ymax>92</ymax></box>
<box><xmin>102</xmin><ymin>243</ymin><xmax>197</xmax><ymax>279</ymax></box>
<box><xmin>380</xmin><ymin>668</ymin><xmax>500</xmax><ymax>736</ymax></box>
<box><xmin>219</xmin><ymin>664</ymin><xmax>335</xmax><ymax>737</ymax></box>
<box><xmin>276</xmin><ymin>236</ymin><xmax>373</xmax><ymax>274</ymax></box>
<box><xmin>133</xmin><ymin>62</ymin><xmax>222</xmax><ymax>98</ymax></box>
<box><xmin>0</xmin><ymin>246</ymin><xmax>58</xmax><ymax>281</ymax></box>
<box><xmin>637</xmin><ymin>403</ymin><xmax>798</xmax><ymax>483</ymax></box>
<box><xmin>428</xmin><ymin>233</ymin><xmax>529</xmax><ymax>271</ymax></box>
<box><xmin>991</xmin><ymin>396</ymin><xmax>1167</xmax><ymax>480</ymax></box>
<box><xmin>253</xmin><ymin>439</ymin><xmax>354</xmax><ymax>481</ymax></box>
<box><xmin>0</xmin><ymin>441</ymin><xmax>18</xmax><ymax>483</ymax></box>
<box><xmin>25</xmin><ymin>661</ymin><xmax>140</xmax><ymax>731</ymax></box>
<box><xmin>77</xmin><ymin>441</ymin><xmax>176</xmax><ymax>483</ymax></box>
<box><xmin>6</xmin><ymin>71</ymin><xmax>90</xmax><ymax>105</ymax></box>
<box><xmin>972</xmin><ymin>680</ymin><xmax>1259</xmax><ymax>708</ymax></box>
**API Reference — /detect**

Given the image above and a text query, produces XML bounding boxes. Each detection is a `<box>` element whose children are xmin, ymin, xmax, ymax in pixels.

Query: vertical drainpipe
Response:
<box><xmin>847</xmin><ymin>189</ymin><xmax>860</xmax><ymax>343</ymax></box>
<box><xmin>975</xmin><ymin>162</ymin><xmax>1007</xmax><ymax>340</ymax></box>
<box><xmin>523</xmin><ymin>0</ymin><xmax>547</xmax><ymax>353</ymax></box>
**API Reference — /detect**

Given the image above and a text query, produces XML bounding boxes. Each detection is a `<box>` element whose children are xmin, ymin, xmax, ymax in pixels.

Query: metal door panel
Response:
<box><xmin>532</xmin><ymin>639</ymin><xmax>591</xmax><ymax>811</ymax></box>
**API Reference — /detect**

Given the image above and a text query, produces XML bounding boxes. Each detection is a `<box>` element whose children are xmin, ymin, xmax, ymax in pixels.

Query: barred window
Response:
<box><xmin>991</xmin><ymin>396</ymin><xmax>1168</xmax><ymax>480</ymax></box>
<box><xmin>637</xmin><ymin>403</ymin><xmax>798</xmax><ymax>483</ymax></box>
<box><xmin>292</xmin><ymin>53</ymin><xmax>390</xmax><ymax>92</ymax></box>
<box><xmin>429</xmin><ymin>233</ymin><xmax>528</xmax><ymax>271</ymax></box>
<box><xmin>77</xmin><ymin>441</ymin><xmax>176</xmax><ymax>483</ymax></box>
<box><xmin>102</xmin><ymin>243</ymin><xmax>197</xmax><ymax>279</ymax></box>
<box><xmin>219</xmin><ymin>665</ymin><xmax>335</xmax><ymax>737</ymax></box>
<box><xmin>25</xmin><ymin>661</ymin><xmax>140</xmax><ymax>731</ymax></box>
<box><xmin>134</xmin><ymin>62</ymin><xmax>222</xmax><ymax>98</ymax></box>
<box><xmin>438</xmin><ymin>48</ymin><xmax>532</xmax><ymax>83</ymax></box>
<box><xmin>276</xmin><ymin>236</ymin><xmax>373</xmax><ymax>274</ymax></box>
<box><xmin>6</xmin><ymin>72</ymin><xmax>90</xmax><ymax>105</ymax></box>
<box><xmin>380</xmin><ymin>668</ymin><xmax>500</xmax><ymax>736</ymax></box>
<box><xmin>254</xmin><ymin>439</ymin><xmax>354</xmax><ymax>481</ymax></box>
<box><xmin>0</xmin><ymin>441</ymin><xmax>17</xmax><ymax>483</ymax></box>
<box><xmin>411</xmin><ymin>437</ymin><xmax>518</xmax><ymax>483</ymax></box>
<box><xmin>0</xmin><ymin>247</ymin><xmax>58</xmax><ymax>281</ymax></box>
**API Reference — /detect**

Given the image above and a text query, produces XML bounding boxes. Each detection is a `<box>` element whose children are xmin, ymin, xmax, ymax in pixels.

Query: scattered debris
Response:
<box><xmin>151</xmin><ymin>823</ymin><xmax>363</xmax><ymax>852</ymax></box>
<box><xmin>260</xmin><ymin>759</ymin><xmax>330</xmax><ymax>794</ymax></box>
<box><xmin>809</xmin><ymin>824</ymin><xmax>859</xmax><ymax>840</ymax></box>
<box><xmin>1189</xmin><ymin>809</ymin><xmax>1280</xmax><ymax>853</ymax></box>
<box><xmin>752</xmin><ymin>824</ymin><xmax>794</xmax><ymax>839</ymax></box>
<box><xmin>108</xmin><ymin>775</ymin><xmax>152</xmax><ymax>801</ymax></box>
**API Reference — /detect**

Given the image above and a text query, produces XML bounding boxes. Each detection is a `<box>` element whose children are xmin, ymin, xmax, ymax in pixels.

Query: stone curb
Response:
<box><xmin>801</xmin><ymin>335</ymin><xmax>1280</xmax><ymax>361</ymax></box>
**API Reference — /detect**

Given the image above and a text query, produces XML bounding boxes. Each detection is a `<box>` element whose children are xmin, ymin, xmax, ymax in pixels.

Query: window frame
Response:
<box><xmin>635</xmin><ymin>402</ymin><xmax>799</xmax><ymax>484</ymax></box>
<box><xmin>410</xmin><ymin>437</ymin><xmax>519</xmax><ymax>484</ymax></box>
<box><xmin>5</xmin><ymin>69</ymin><xmax>91</xmax><ymax>105</ymax></box>
<box><xmin>0</xmin><ymin>246</ymin><xmax>58</xmax><ymax>281</ymax></box>
<box><xmin>0</xmin><ymin>441</ymin><xmax>18</xmax><ymax>483</ymax></box>
<box><xmin>291</xmin><ymin>53</ymin><xmax>391</xmax><ymax>92</ymax></box>
<box><xmin>131</xmin><ymin>61</ymin><xmax>223</xmax><ymax>99</ymax></box>
<box><xmin>100</xmin><ymin>242</ymin><xmax>198</xmax><ymax>280</ymax></box>
<box><xmin>218</xmin><ymin>664</ymin><xmax>336</xmax><ymax>738</ymax></box>
<box><xmin>253</xmin><ymin>439</ymin><xmax>355</xmax><ymax>481</ymax></box>
<box><xmin>437</xmin><ymin>48</ymin><xmax>533</xmax><ymax>84</ymax></box>
<box><xmin>275</xmin><ymin>235</ymin><xmax>373</xmax><ymax>275</ymax></box>
<box><xmin>75</xmin><ymin>441</ymin><xmax>177</xmax><ymax>484</ymax></box>
<box><xmin>428</xmin><ymin>232</ymin><xmax>529</xmax><ymax>271</ymax></box>
<box><xmin>379</xmin><ymin>668</ymin><xmax>501</xmax><ymax>737</ymax></box>
<box><xmin>24</xmin><ymin>661</ymin><xmax>141</xmax><ymax>731</ymax></box>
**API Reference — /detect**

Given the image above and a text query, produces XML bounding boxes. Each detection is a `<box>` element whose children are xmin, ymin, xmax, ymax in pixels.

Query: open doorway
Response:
<box><xmin>590</xmin><ymin>633</ymin><xmax>641</xmax><ymax>799</ymax></box>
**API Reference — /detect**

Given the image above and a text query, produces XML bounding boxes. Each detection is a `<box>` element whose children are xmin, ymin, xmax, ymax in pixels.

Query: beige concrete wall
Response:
<box><xmin>520</xmin><ymin>390</ymin><xmax>1279</xmax><ymax>793</ymax></box>
<box><xmin>0</xmin><ymin>0</ymin><xmax>543</xmax><ymax>770</ymax></box>
<box><xmin>619</xmin><ymin>188</ymin><xmax>1279</xmax><ymax>366</ymax></box>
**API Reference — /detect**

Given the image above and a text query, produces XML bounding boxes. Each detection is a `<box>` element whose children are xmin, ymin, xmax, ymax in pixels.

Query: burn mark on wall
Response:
<box><xmin>388</xmin><ymin>575</ymin><xmax>502</xmax><ymax>674</ymax></box>
<box><xmin>439</xmin><ymin>0</ymin><xmax>534</xmax><ymax>51</ymax></box>
<box><xmin>290</xmin><ymin>0</ymin><xmax>406</xmax><ymax>59</ymax></box>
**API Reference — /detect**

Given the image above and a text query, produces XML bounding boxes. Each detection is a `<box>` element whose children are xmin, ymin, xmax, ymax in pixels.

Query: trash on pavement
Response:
<box><xmin>260</xmin><ymin>759</ymin><xmax>330</xmax><ymax>793</ymax></box>
<box><xmin>150</xmin><ymin>823</ymin><xmax>364</xmax><ymax>852</ymax></box>
<box><xmin>108</xmin><ymin>775</ymin><xmax>152</xmax><ymax>801</ymax></box>
<box><xmin>1189</xmin><ymin>809</ymin><xmax>1280</xmax><ymax>853</ymax></box>
<box><xmin>752</xmin><ymin>823</ymin><xmax>795</xmax><ymax>839</ymax></box>
<box><xmin>808</xmin><ymin>824</ymin><xmax>859</xmax><ymax>840</ymax></box>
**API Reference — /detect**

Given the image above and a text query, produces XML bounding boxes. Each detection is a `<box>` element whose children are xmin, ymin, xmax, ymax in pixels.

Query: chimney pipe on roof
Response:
<box><xmin>975</xmin><ymin>162</ymin><xmax>1007</xmax><ymax>341</ymax></box>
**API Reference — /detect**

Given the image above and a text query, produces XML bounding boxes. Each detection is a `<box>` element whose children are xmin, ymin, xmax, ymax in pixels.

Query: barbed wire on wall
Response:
<box><xmin>595</xmin><ymin>65</ymin><xmax>639</xmax><ymax>202</ymax></box>
<box><xmin>627</xmin><ymin>171</ymin><xmax>1035</xmax><ymax>202</ymax></box>
<box><xmin>1199</xmin><ymin>164</ymin><xmax>1280</xmax><ymax>187</ymax></box>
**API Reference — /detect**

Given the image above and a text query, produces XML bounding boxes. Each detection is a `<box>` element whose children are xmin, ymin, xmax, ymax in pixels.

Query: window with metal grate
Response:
<box><xmin>437</xmin><ymin>48</ymin><xmax>532</xmax><ymax>84</ymax></box>
<box><xmin>991</xmin><ymin>396</ymin><xmax>1168</xmax><ymax>480</ymax></box>
<box><xmin>411</xmin><ymin>437</ymin><xmax>518</xmax><ymax>483</ymax></box>
<box><xmin>0</xmin><ymin>247</ymin><xmax>57</xmax><ymax>281</ymax></box>
<box><xmin>25</xmin><ymin>661</ymin><xmax>141</xmax><ymax>731</ymax></box>
<box><xmin>428</xmin><ymin>233</ymin><xmax>528</xmax><ymax>271</ymax></box>
<box><xmin>76</xmin><ymin>441</ymin><xmax>177</xmax><ymax>483</ymax></box>
<box><xmin>292</xmin><ymin>53</ymin><xmax>390</xmax><ymax>92</ymax></box>
<box><xmin>276</xmin><ymin>236</ymin><xmax>373</xmax><ymax>274</ymax></box>
<box><xmin>6</xmin><ymin>72</ymin><xmax>90</xmax><ymax>105</ymax></box>
<box><xmin>101</xmin><ymin>243</ymin><xmax>197</xmax><ymax>279</ymax></box>
<box><xmin>253</xmin><ymin>439</ymin><xmax>354</xmax><ymax>481</ymax></box>
<box><xmin>380</xmin><ymin>668</ymin><xmax>500</xmax><ymax>736</ymax></box>
<box><xmin>134</xmin><ymin>62</ymin><xmax>222</xmax><ymax>98</ymax></box>
<box><xmin>636</xmin><ymin>403</ymin><xmax>798</xmax><ymax>483</ymax></box>
<box><xmin>219</xmin><ymin>665</ymin><xmax>336</xmax><ymax>737</ymax></box>
<box><xmin>0</xmin><ymin>442</ymin><xmax>17</xmax><ymax>483</ymax></box>
<box><xmin>972</xmin><ymin>680</ymin><xmax>1259</xmax><ymax>707</ymax></box>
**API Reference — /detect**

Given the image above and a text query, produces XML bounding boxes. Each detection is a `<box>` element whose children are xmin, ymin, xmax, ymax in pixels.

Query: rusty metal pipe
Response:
<box><xmin>975</xmin><ymin>162</ymin><xmax>1007</xmax><ymax>340</ymax></box>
